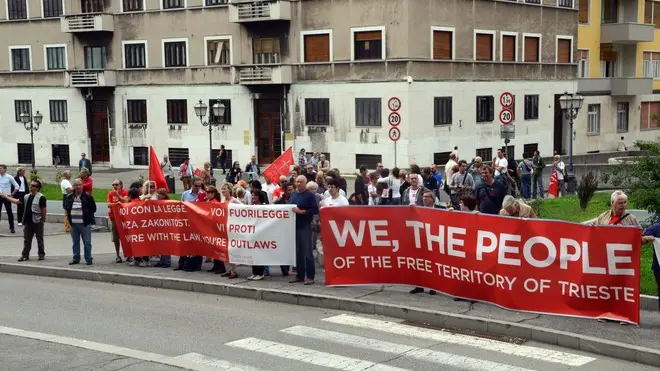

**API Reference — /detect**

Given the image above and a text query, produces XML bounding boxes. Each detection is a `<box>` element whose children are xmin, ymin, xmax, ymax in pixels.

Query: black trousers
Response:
<box><xmin>655</xmin><ymin>270</ymin><xmax>660</xmax><ymax>310</ymax></box>
<box><xmin>0</xmin><ymin>198</ymin><xmax>14</xmax><ymax>228</ymax></box>
<box><xmin>252</xmin><ymin>266</ymin><xmax>264</xmax><ymax>276</ymax></box>
<box><xmin>22</xmin><ymin>222</ymin><xmax>44</xmax><ymax>258</ymax></box>
<box><xmin>15</xmin><ymin>192</ymin><xmax>26</xmax><ymax>223</ymax></box>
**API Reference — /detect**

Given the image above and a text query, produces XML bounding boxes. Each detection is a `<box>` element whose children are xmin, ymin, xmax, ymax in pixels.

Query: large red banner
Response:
<box><xmin>320</xmin><ymin>206</ymin><xmax>642</xmax><ymax>324</ymax></box>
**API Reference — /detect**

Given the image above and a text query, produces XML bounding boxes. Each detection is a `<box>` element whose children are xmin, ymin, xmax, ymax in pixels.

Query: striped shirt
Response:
<box><xmin>70</xmin><ymin>196</ymin><xmax>84</xmax><ymax>224</ymax></box>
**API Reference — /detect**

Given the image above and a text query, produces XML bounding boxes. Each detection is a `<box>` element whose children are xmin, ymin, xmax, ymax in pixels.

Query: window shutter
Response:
<box><xmin>645</xmin><ymin>0</ymin><xmax>653</xmax><ymax>24</ymax></box>
<box><xmin>524</xmin><ymin>37</ymin><xmax>539</xmax><ymax>62</ymax></box>
<box><xmin>579</xmin><ymin>0</ymin><xmax>589</xmax><ymax>23</ymax></box>
<box><xmin>355</xmin><ymin>31</ymin><xmax>382</xmax><ymax>41</ymax></box>
<box><xmin>654</xmin><ymin>2</ymin><xmax>660</xmax><ymax>28</ymax></box>
<box><xmin>502</xmin><ymin>35</ymin><xmax>515</xmax><ymax>61</ymax></box>
<box><xmin>488</xmin><ymin>96</ymin><xmax>495</xmax><ymax>121</ymax></box>
<box><xmin>641</xmin><ymin>102</ymin><xmax>650</xmax><ymax>129</ymax></box>
<box><xmin>557</xmin><ymin>39</ymin><xmax>571</xmax><ymax>63</ymax></box>
<box><xmin>475</xmin><ymin>34</ymin><xmax>493</xmax><ymax>60</ymax></box>
<box><xmin>433</xmin><ymin>31</ymin><xmax>452</xmax><ymax>60</ymax></box>
<box><xmin>600</xmin><ymin>43</ymin><xmax>616</xmax><ymax>61</ymax></box>
<box><xmin>304</xmin><ymin>34</ymin><xmax>330</xmax><ymax>62</ymax></box>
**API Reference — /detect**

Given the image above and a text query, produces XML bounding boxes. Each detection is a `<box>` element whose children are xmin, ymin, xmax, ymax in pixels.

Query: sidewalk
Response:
<box><xmin>0</xmin><ymin>234</ymin><xmax>658</xmax><ymax>366</ymax></box>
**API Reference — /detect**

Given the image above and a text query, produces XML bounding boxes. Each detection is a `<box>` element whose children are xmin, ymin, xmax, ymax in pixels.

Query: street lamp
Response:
<box><xmin>194</xmin><ymin>99</ymin><xmax>226</xmax><ymax>183</ymax></box>
<box><xmin>558</xmin><ymin>91</ymin><xmax>584</xmax><ymax>195</ymax></box>
<box><xmin>20</xmin><ymin>110</ymin><xmax>43</xmax><ymax>172</ymax></box>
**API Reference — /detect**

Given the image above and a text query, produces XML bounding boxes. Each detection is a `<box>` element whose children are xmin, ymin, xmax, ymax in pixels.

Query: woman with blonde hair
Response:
<box><xmin>141</xmin><ymin>181</ymin><xmax>157</xmax><ymax>200</ymax></box>
<box><xmin>233</xmin><ymin>185</ymin><xmax>247</xmax><ymax>204</ymax></box>
<box><xmin>217</xmin><ymin>183</ymin><xmax>241</xmax><ymax>278</ymax></box>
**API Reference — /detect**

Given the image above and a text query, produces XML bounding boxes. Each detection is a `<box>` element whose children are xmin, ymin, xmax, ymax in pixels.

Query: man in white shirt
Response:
<box><xmin>321</xmin><ymin>179</ymin><xmax>349</xmax><ymax>207</ymax></box>
<box><xmin>553</xmin><ymin>155</ymin><xmax>566</xmax><ymax>196</ymax></box>
<box><xmin>60</xmin><ymin>170</ymin><xmax>74</xmax><ymax>232</ymax></box>
<box><xmin>444</xmin><ymin>153</ymin><xmax>458</xmax><ymax>186</ymax></box>
<box><xmin>0</xmin><ymin>164</ymin><xmax>19</xmax><ymax>233</ymax></box>
<box><xmin>494</xmin><ymin>149</ymin><xmax>508</xmax><ymax>178</ymax></box>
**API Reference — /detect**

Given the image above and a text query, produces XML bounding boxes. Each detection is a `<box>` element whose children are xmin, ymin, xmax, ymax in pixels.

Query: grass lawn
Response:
<box><xmin>39</xmin><ymin>183</ymin><xmax>182</xmax><ymax>202</ymax></box>
<box><xmin>533</xmin><ymin>193</ymin><xmax>657</xmax><ymax>296</ymax></box>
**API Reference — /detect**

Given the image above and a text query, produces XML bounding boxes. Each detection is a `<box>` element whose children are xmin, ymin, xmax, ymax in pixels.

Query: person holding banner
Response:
<box><xmin>643</xmin><ymin>222</ymin><xmax>659</xmax><ymax>310</ymax></box>
<box><xmin>474</xmin><ymin>165</ymin><xmax>507</xmax><ymax>215</ymax></box>
<box><xmin>499</xmin><ymin>196</ymin><xmax>537</xmax><ymax>218</ymax></box>
<box><xmin>107</xmin><ymin>179</ymin><xmax>129</xmax><ymax>263</ymax></box>
<box><xmin>290</xmin><ymin>175</ymin><xmax>319</xmax><ymax>285</ymax></box>
<box><xmin>217</xmin><ymin>183</ymin><xmax>242</xmax><ymax>278</ymax></box>
<box><xmin>410</xmin><ymin>189</ymin><xmax>438</xmax><ymax>295</ymax></box>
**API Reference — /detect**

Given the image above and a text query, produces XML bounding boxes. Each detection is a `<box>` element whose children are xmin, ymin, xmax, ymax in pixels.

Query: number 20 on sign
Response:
<box><xmin>499</xmin><ymin>109</ymin><xmax>513</xmax><ymax>125</ymax></box>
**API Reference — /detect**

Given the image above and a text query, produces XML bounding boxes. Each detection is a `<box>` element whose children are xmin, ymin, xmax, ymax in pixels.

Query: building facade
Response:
<box><xmin>576</xmin><ymin>0</ymin><xmax>660</xmax><ymax>154</ymax></box>
<box><xmin>0</xmin><ymin>0</ymin><xmax>577</xmax><ymax>173</ymax></box>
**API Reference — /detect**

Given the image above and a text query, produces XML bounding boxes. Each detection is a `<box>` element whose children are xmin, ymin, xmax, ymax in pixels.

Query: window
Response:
<box><xmin>168</xmin><ymin>148</ymin><xmax>189</xmax><ymax>166</ymax></box>
<box><xmin>643</xmin><ymin>51</ymin><xmax>660</xmax><ymax>78</ymax></box>
<box><xmin>433</xmin><ymin>97</ymin><xmax>452</xmax><ymax>126</ymax></box>
<box><xmin>501</xmin><ymin>33</ymin><xmax>517</xmax><ymax>62</ymax></box>
<box><xmin>558</xmin><ymin>0</ymin><xmax>573</xmax><ymax>7</ymax></box>
<box><xmin>49</xmin><ymin>100</ymin><xmax>68</xmax><ymax>122</ymax></box>
<box><xmin>474</xmin><ymin>31</ymin><xmax>494</xmax><ymax>61</ymax></box>
<box><xmin>123</xmin><ymin>42</ymin><xmax>147</xmax><ymax>69</ymax></box>
<box><xmin>162</xmin><ymin>0</ymin><xmax>184</xmax><ymax>9</ymax></box>
<box><xmin>206</xmin><ymin>0</ymin><xmax>228</xmax><ymax>5</ymax></box>
<box><xmin>476</xmin><ymin>96</ymin><xmax>494</xmax><ymax>123</ymax></box>
<box><xmin>10</xmin><ymin>47</ymin><xmax>31</xmax><ymax>71</ymax></box>
<box><xmin>602</xmin><ymin>0</ymin><xmax>618</xmax><ymax>23</ymax></box>
<box><xmin>579</xmin><ymin>0</ymin><xmax>589</xmax><ymax>23</ymax></box>
<box><xmin>84</xmin><ymin>46</ymin><xmax>107</xmax><ymax>69</ymax></box>
<box><xmin>523</xmin><ymin>34</ymin><xmax>540</xmax><ymax>62</ymax></box>
<box><xmin>587</xmin><ymin>104</ymin><xmax>600</xmax><ymax>134</ymax></box>
<box><xmin>523</xmin><ymin>143</ymin><xmax>538</xmax><ymax>157</ymax></box>
<box><xmin>352</xmin><ymin>27</ymin><xmax>385</xmax><ymax>61</ymax></box>
<box><xmin>525</xmin><ymin>0</ymin><xmax>540</xmax><ymax>3</ymax></box>
<box><xmin>524</xmin><ymin>95</ymin><xmax>539</xmax><ymax>120</ymax></box>
<box><xmin>163</xmin><ymin>40</ymin><xmax>188</xmax><ymax>67</ymax></box>
<box><xmin>475</xmin><ymin>148</ymin><xmax>492</xmax><ymax>161</ymax></box>
<box><xmin>209</xmin><ymin>99</ymin><xmax>232</xmax><ymax>125</ymax></box>
<box><xmin>433</xmin><ymin>152</ymin><xmax>452</xmax><ymax>166</ymax></box>
<box><xmin>305</xmin><ymin>98</ymin><xmax>330</xmax><ymax>125</ymax></box>
<box><xmin>640</xmin><ymin>101</ymin><xmax>660</xmax><ymax>129</ymax></box>
<box><xmin>557</xmin><ymin>37</ymin><xmax>572</xmax><ymax>63</ymax></box>
<box><xmin>127</xmin><ymin>100</ymin><xmax>147</xmax><ymax>123</ymax></box>
<box><xmin>7</xmin><ymin>0</ymin><xmax>28</xmax><ymax>19</ymax></box>
<box><xmin>14</xmin><ymin>100</ymin><xmax>32</xmax><ymax>122</ymax></box>
<box><xmin>166</xmin><ymin>99</ymin><xmax>188</xmax><ymax>124</ymax></box>
<box><xmin>17</xmin><ymin>144</ymin><xmax>33</xmax><ymax>165</ymax></box>
<box><xmin>131</xmin><ymin>146</ymin><xmax>149</xmax><ymax>166</ymax></box>
<box><xmin>302</xmin><ymin>31</ymin><xmax>331</xmax><ymax>62</ymax></box>
<box><xmin>45</xmin><ymin>45</ymin><xmax>66</xmax><ymax>70</ymax></box>
<box><xmin>43</xmin><ymin>0</ymin><xmax>63</xmax><ymax>17</ymax></box>
<box><xmin>81</xmin><ymin>0</ymin><xmax>104</xmax><ymax>13</ymax></box>
<box><xmin>355</xmin><ymin>154</ymin><xmax>382</xmax><ymax>170</ymax></box>
<box><xmin>600</xmin><ymin>43</ymin><xmax>617</xmax><ymax>77</ymax></box>
<box><xmin>253</xmin><ymin>38</ymin><xmax>281</xmax><ymax>64</ymax></box>
<box><xmin>122</xmin><ymin>0</ymin><xmax>144</xmax><ymax>11</ymax></box>
<box><xmin>432</xmin><ymin>28</ymin><xmax>453</xmax><ymax>60</ymax></box>
<box><xmin>577</xmin><ymin>49</ymin><xmax>589</xmax><ymax>78</ymax></box>
<box><xmin>211</xmin><ymin>149</ymin><xmax>233</xmax><ymax>166</ymax></box>
<box><xmin>616</xmin><ymin>102</ymin><xmax>629</xmax><ymax>133</ymax></box>
<box><xmin>205</xmin><ymin>37</ymin><xmax>231</xmax><ymax>65</ymax></box>
<box><xmin>355</xmin><ymin>98</ymin><xmax>382</xmax><ymax>127</ymax></box>
<box><xmin>644</xmin><ymin>1</ymin><xmax>660</xmax><ymax>28</ymax></box>
<box><xmin>52</xmin><ymin>144</ymin><xmax>70</xmax><ymax>166</ymax></box>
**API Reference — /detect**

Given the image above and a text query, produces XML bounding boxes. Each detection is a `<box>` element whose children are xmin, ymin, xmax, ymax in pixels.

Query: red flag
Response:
<box><xmin>149</xmin><ymin>146</ymin><xmax>169</xmax><ymax>192</ymax></box>
<box><xmin>262</xmin><ymin>147</ymin><xmax>294</xmax><ymax>185</ymax></box>
<box><xmin>547</xmin><ymin>167</ymin><xmax>559</xmax><ymax>198</ymax></box>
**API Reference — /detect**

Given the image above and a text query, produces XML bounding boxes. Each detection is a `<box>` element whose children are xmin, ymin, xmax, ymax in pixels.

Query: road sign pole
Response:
<box><xmin>394</xmin><ymin>141</ymin><xmax>397</xmax><ymax>167</ymax></box>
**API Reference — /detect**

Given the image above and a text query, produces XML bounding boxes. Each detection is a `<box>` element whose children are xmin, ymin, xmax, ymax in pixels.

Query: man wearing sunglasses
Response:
<box><xmin>0</xmin><ymin>179</ymin><xmax>47</xmax><ymax>261</ymax></box>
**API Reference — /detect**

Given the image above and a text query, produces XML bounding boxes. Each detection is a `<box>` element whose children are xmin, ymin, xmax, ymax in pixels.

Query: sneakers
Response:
<box><xmin>17</xmin><ymin>223</ymin><xmax>22</xmax><ymax>226</ymax></box>
<box><xmin>247</xmin><ymin>275</ymin><xmax>264</xmax><ymax>281</ymax></box>
<box><xmin>138</xmin><ymin>260</ymin><xmax>149</xmax><ymax>267</ymax></box>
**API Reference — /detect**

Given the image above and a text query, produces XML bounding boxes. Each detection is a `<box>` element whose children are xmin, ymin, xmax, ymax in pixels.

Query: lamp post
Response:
<box><xmin>20</xmin><ymin>110</ymin><xmax>43</xmax><ymax>173</ymax></box>
<box><xmin>194</xmin><ymin>99</ymin><xmax>226</xmax><ymax>184</ymax></box>
<box><xmin>558</xmin><ymin>91</ymin><xmax>584</xmax><ymax>195</ymax></box>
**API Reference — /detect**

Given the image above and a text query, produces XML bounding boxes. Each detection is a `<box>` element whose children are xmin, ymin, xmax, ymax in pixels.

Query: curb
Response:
<box><xmin>0</xmin><ymin>263</ymin><xmax>658</xmax><ymax>367</ymax></box>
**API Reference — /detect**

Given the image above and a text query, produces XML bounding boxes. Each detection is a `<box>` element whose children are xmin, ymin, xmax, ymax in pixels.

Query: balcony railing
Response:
<box><xmin>66</xmin><ymin>70</ymin><xmax>116</xmax><ymax>87</ymax></box>
<box><xmin>558</xmin><ymin>0</ymin><xmax>573</xmax><ymax>7</ymax></box>
<box><xmin>237</xmin><ymin>65</ymin><xmax>292</xmax><ymax>84</ymax></box>
<box><xmin>61</xmin><ymin>14</ymin><xmax>114</xmax><ymax>33</ymax></box>
<box><xmin>229</xmin><ymin>0</ymin><xmax>291</xmax><ymax>22</ymax></box>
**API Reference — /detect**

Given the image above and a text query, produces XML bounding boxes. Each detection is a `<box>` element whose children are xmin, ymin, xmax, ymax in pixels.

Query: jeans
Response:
<box><xmin>295</xmin><ymin>224</ymin><xmax>315</xmax><ymax>280</ymax></box>
<box><xmin>532</xmin><ymin>176</ymin><xmax>544</xmax><ymax>198</ymax></box>
<box><xmin>521</xmin><ymin>174</ymin><xmax>531</xmax><ymax>199</ymax></box>
<box><xmin>252</xmin><ymin>266</ymin><xmax>265</xmax><ymax>276</ymax></box>
<box><xmin>159</xmin><ymin>255</ymin><xmax>171</xmax><ymax>265</ymax></box>
<box><xmin>218</xmin><ymin>159</ymin><xmax>227</xmax><ymax>173</ymax></box>
<box><xmin>558</xmin><ymin>179</ymin><xmax>565</xmax><ymax>196</ymax></box>
<box><xmin>0</xmin><ymin>198</ymin><xmax>14</xmax><ymax>229</ymax></box>
<box><xmin>70</xmin><ymin>224</ymin><xmax>93</xmax><ymax>263</ymax></box>
<box><xmin>22</xmin><ymin>222</ymin><xmax>45</xmax><ymax>258</ymax></box>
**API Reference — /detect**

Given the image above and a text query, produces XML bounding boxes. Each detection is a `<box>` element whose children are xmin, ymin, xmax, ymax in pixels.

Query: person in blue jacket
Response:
<box><xmin>643</xmin><ymin>222</ymin><xmax>660</xmax><ymax>310</ymax></box>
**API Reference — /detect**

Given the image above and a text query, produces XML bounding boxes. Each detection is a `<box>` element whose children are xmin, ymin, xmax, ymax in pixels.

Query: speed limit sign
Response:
<box><xmin>388</xmin><ymin>112</ymin><xmax>401</xmax><ymax>126</ymax></box>
<box><xmin>499</xmin><ymin>109</ymin><xmax>513</xmax><ymax>125</ymax></box>
<box><xmin>500</xmin><ymin>92</ymin><xmax>514</xmax><ymax>108</ymax></box>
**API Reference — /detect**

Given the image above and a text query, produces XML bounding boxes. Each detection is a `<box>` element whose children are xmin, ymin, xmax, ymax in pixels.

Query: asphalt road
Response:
<box><xmin>0</xmin><ymin>274</ymin><xmax>654</xmax><ymax>371</ymax></box>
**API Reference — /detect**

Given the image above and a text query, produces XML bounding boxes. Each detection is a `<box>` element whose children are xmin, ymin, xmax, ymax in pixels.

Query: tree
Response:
<box><xmin>601</xmin><ymin>140</ymin><xmax>660</xmax><ymax>224</ymax></box>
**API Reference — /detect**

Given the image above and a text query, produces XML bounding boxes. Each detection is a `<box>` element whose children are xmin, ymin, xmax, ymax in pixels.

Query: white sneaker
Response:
<box><xmin>247</xmin><ymin>275</ymin><xmax>256</xmax><ymax>280</ymax></box>
<box><xmin>139</xmin><ymin>261</ymin><xmax>149</xmax><ymax>267</ymax></box>
<box><xmin>17</xmin><ymin>223</ymin><xmax>22</xmax><ymax>226</ymax></box>
<box><xmin>253</xmin><ymin>275</ymin><xmax>264</xmax><ymax>281</ymax></box>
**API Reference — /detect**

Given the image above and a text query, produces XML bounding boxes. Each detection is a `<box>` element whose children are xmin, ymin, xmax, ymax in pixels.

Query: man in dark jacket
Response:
<box><xmin>78</xmin><ymin>153</ymin><xmax>92</xmax><ymax>176</ymax></box>
<box><xmin>64</xmin><ymin>178</ymin><xmax>97</xmax><ymax>265</ymax></box>
<box><xmin>354</xmin><ymin>165</ymin><xmax>369</xmax><ymax>205</ymax></box>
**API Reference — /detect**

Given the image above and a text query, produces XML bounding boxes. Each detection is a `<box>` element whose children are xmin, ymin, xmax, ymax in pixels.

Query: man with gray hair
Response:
<box><xmin>594</xmin><ymin>190</ymin><xmax>644</xmax><ymax>227</ymax></box>
<box><xmin>64</xmin><ymin>178</ymin><xmax>97</xmax><ymax>265</ymax></box>
<box><xmin>60</xmin><ymin>170</ymin><xmax>73</xmax><ymax>233</ymax></box>
<box><xmin>290</xmin><ymin>175</ymin><xmax>319</xmax><ymax>285</ymax></box>
<box><xmin>499</xmin><ymin>195</ymin><xmax>537</xmax><ymax>218</ymax></box>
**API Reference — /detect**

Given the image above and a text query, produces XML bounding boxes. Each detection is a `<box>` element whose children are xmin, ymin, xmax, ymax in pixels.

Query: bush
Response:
<box><xmin>576</xmin><ymin>171</ymin><xmax>598</xmax><ymax>210</ymax></box>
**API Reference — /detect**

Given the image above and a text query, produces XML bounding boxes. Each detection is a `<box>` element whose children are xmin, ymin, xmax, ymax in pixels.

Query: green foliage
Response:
<box><xmin>601</xmin><ymin>141</ymin><xmax>660</xmax><ymax>224</ymax></box>
<box><xmin>576</xmin><ymin>171</ymin><xmax>598</xmax><ymax>210</ymax></box>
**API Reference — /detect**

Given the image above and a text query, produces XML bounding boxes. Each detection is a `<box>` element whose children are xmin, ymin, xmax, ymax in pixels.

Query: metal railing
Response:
<box><xmin>66</xmin><ymin>14</ymin><xmax>98</xmax><ymax>30</ymax></box>
<box><xmin>69</xmin><ymin>71</ymin><xmax>100</xmax><ymax>86</ymax></box>
<box><xmin>238</xmin><ymin>67</ymin><xmax>273</xmax><ymax>82</ymax></box>
<box><xmin>236</xmin><ymin>2</ymin><xmax>271</xmax><ymax>19</ymax></box>
<box><xmin>558</xmin><ymin>0</ymin><xmax>573</xmax><ymax>7</ymax></box>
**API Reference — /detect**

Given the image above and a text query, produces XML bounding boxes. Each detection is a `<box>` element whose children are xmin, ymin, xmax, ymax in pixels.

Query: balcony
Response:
<box><xmin>65</xmin><ymin>70</ymin><xmax>117</xmax><ymax>88</ymax></box>
<box><xmin>577</xmin><ymin>77</ymin><xmax>652</xmax><ymax>96</ymax></box>
<box><xmin>228</xmin><ymin>0</ymin><xmax>291</xmax><ymax>23</ymax></box>
<box><xmin>601</xmin><ymin>22</ymin><xmax>654</xmax><ymax>44</ymax></box>
<box><xmin>61</xmin><ymin>14</ymin><xmax>114</xmax><ymax>33</ymax></box>
<box><xmin>236</xmin><ymin>65</ymin><xmax>292</xmax><ymax>84</ymax></box>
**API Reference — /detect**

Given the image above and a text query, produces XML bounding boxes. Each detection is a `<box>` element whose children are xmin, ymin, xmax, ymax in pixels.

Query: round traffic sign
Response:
<box><xmin>388</xmin><ymin>112</ymin><xmax>401</xmax><ymax>126</ymax></box>
<box><xmin>500</xmin><ymin>92</ymin><xmax>514</xmax><ymax>108</ymax></box>
<box><xmin>387</xmin><ymin>97</ymin><xmax>401</xmax><ymax>112</ymax></box>
<box><xmin>388</xmin><ymin>127</ymin><xmax>401</xmax><ymax>142</ymax></box>
<box><xmin>499</xmin><ymin>109</ymin><xmax>513</xmax><ymax>125</ymax></box>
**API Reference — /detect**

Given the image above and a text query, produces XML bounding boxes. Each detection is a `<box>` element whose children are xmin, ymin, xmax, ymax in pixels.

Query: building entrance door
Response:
<box><xmin>255</xmin><ymin>100</ymin><xmax>282</xmax><ymax>165</ymax></box>
<box><xmin>88</xmin><ymin>100</ymin><xmax>110</xmax><ymax>163</ymax></box>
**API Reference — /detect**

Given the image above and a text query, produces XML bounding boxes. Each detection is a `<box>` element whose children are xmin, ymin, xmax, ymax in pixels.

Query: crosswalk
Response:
<box><xmin>173</xmin><ymin>314</ymin><xmax>597</xmax><ymax>371</ymax></box>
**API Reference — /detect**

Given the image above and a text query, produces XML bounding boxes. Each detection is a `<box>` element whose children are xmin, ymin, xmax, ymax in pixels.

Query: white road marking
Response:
<box><xmin>225</xmin><ymin>337</ymin><xmax>410</xmax><ymax>371</ymax></box>
<box><xmin>0</xmin><ymin>325</ymin><xmax>259</xmax><ymax>371</ymax></box>
<box><xmin>174</xmin><ymin>353</ymin><xmax>266</xmax><ymax>370</ymax></box>
<box><xmin>281</xmin><ymin>325</ymin><xmax>537</xmax><ymax>371</ymax></box>
<box><xmin>322</xmin><ymin>314</ymin><xmax>596</xmax><ymax>367</ymax></box>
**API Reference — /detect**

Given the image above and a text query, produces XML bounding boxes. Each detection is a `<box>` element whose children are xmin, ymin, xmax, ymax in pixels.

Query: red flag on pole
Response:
<box><xmin>149</xmin><ymin>146</ymin><xmax>169</xmax><ymax>192</ymax></box>
<box><xmin>547</xmin><ymin>167</ymin><xmax>559</xmax><ymax>198</ymax></box>
<box><xmin>262</xmin><ymin>147</ymin><xmax>295</xmax><ymax>185</ymax></box>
